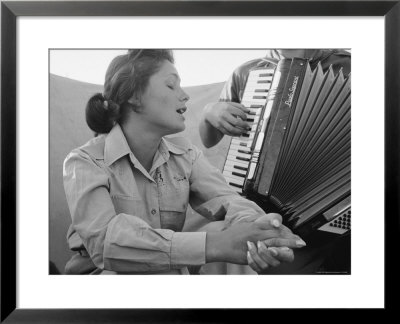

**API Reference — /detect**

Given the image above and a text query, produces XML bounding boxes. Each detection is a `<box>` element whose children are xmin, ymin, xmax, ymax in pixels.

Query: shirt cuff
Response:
<box><xmin>171</xmin><ymin>232</ymin><xmax>206</xmax><ymax>267</ymax></box>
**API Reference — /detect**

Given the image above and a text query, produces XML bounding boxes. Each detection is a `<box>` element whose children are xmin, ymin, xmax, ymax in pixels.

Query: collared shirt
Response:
<box><xmin>220</xmin><ymin>49</ymin><xmax>351</xmax><ymax>103</ymax></box>
<box><xmin>63</xmin><ymin>124</ymin><xmax>265</xmax><ymax>274</ymax></box>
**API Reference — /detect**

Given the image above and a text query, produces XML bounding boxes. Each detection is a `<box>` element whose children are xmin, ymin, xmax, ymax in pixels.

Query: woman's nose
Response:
<box><xmin>180</xmin><ymin>90</ymin><xmax>190</xmax><ymax>102</ymax></box>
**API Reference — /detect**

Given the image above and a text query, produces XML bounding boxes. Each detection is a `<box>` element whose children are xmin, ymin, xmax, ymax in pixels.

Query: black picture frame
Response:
<box><xmin>1</xmin><ymin>0</ymin><xmax>399</xmax><ymax>322</ymax></box>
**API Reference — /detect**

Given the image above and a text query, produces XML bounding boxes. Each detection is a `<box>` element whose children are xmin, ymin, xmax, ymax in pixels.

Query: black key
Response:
<box><xmin>229</xmin><ymin>182</ymin><xmax>243</xmax><ymax>189</ymax></box>
<box><xmin>232</xmin><ymin>172</ymin><xmax>246</xmax><ymax>178</ymax></box>
<box><xmin>234</xmin><ymin>165</ymin><xmax>248</xmax><ymax>171</ymax></box>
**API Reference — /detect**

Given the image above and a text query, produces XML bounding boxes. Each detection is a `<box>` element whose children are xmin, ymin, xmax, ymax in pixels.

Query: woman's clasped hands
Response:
<box><xmin>206</xmin><ymin>213</ymin><xmax>306</xmax><ymax>274</ymax></box>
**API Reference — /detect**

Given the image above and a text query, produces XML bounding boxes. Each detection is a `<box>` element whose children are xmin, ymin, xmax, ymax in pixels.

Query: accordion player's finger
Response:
<box><xmin>224</xmin><ymin>112</ymin><xmax>249</xmax><ymax>129</ymax></box>
<box><xmin>218</xmin><ymin>120</ymin><xmax>244</xmax><ymax>136</ymax></box>
<box><xmin>227</xmin><ymin>104</ymin><xmax>249</xmax><ymax>120</ymax></box>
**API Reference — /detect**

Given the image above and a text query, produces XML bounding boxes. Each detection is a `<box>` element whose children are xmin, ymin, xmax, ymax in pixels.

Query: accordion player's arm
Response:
<box><xmin>188</xmin><ymin>147</ymin><xmax>265</xmax><ymax>226</ymax></box>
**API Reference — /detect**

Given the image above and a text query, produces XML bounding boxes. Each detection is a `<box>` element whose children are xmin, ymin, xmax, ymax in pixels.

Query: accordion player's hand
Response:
<box><xmin>204</xmin><ymin>101</ymin><xmax>250</xmax><ymax>136</ymax></box>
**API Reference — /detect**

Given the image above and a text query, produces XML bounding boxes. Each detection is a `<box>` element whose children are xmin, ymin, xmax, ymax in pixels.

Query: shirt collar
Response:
<box><xmin>159</xmin><ymin>137</ymin><xmax>188</xmax><ymax>159</ymax></box>
<box><xmin>104</xmin><ymin>124</ymin><xmax>131</xmax><ymax>166</ymax></box>
<box><xmin>104</xmin><ymin>125</ymin><xmax>188</xmax><ymax>167</ymax></box>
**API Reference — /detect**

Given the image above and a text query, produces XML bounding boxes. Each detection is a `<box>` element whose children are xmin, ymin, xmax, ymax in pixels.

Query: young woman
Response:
<box><xmin>63</xmin><ymin>49</ymin><xmax>305</xmax><ymax>275</ymax></box>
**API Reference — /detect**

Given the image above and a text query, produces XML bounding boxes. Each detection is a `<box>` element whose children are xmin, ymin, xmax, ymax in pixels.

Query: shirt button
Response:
<box><xmin>151</xmin><ymin>209</ymin><xmax>157</xmax><ymax>215</ymax></box>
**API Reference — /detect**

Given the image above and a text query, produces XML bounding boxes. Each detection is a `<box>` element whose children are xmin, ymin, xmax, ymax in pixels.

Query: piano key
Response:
<box><xmin>242</xmin><ymin>93</ymin><xmax>269</xmax><ymax>99</ymax></box>
<box><xmin>231</xmin><ymin>138</ymin><xmax>253</xmax><ymax>148</ymax></box>
<box><xmin>248</xmin><ymin>116</ymin><xmax>260</xmax><ymax>124</ymax></box>
<box><xmin>242</xmin><ymin>107</ymin><xmax>263</xmax><ymax>115</ymax></box>
<box><xmin>223</xmin><ymin>166</ymin><xmax>247</xmax><ymax>178</ymax></box>
<box><xmin>242</xmin><ymin>105</ymin><xmax>264</xmax><ymax>111</ymax></box>
<box><xmin>241</xmin><ymin>97</ymin><xmax>268</xmax><ymax>105</ymax></box>
<box><xmin>228</xmin><ymin>185</ymin><xmax>243</xmax><ymax>194</ymax></box>
<box><xmin>244</xmin><ymin>82</ymin><xmax>272</xmax><ymax>90</ymax></box>
<box><xmin>247</xmin><ymin>75</ymin><xmax>274</xmax><ymax>82</ymax></box>
<box><xmin>223</xmin><ymin>165</ymin><xmax>247</xmax><ymax>176</ymax></box>
<box><xmin>227</xmin><ymin>153</ymin><xmax>251</xmax><ymax>163</ymax></box>
<box><xmin>238</xmin><ymin>131</ymin><xmax>256</xmax><ymax>141</ymax></box>
<box><xmin>248</xmin><ymin>69</ymin><xmax>274</xmax><ymax>77</ymax></box>
<box><xmin>226</xmin><ymin>157</ymin><xmax>250</xmax><ymax>169</ymax></box>
<box><xmin>224</xmin><ymin>159</ymin><xmax>250</xmax><ymax>169</ymax></box>
<box><xmin>223</xmin><ymin>169</ymin><xmax>247</xmax><ymax>178</ymax></box>
<box><xmin>229</xmin><ymin>144</ymin><xmax>252</xmax><ymax>154</ymax></box>
<box><xmin>223</xmin><ymin>173</ymin><xmax>245</xmax><ymax>186</ymax></box>
<box><xmin>243</xmin><ymin>89</ymin><xmax>269</xmax><ymax>96</ymax></box>
<box><xmin>228</xmin><ymin>149</ymin><xmax>252</xmax><ymax>160</ymax></box>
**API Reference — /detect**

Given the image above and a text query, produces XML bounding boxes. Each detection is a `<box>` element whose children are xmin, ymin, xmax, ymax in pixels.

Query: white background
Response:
<box><xmin>18</xmin><ymin>17</ymin><xmax>384</xmax><ymax>308</ymax></box>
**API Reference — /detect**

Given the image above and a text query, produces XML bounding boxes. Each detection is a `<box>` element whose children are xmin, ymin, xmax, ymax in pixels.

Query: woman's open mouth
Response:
<box><xmin>176</xmin><ymin>107</ymin><xmax>187</xmax><ymax>115</ymax></box>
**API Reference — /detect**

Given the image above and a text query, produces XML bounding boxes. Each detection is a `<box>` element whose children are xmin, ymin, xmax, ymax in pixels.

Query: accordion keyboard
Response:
<box><xmin>222</xmin><ymin>68</ymin><xmax>275</xmax><ymax>193</ymax></box>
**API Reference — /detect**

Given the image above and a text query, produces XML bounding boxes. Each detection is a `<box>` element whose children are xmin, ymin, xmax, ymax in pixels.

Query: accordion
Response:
<box><xmin>222</xmin><ymin>58</ymin><xmax>351</xmax><ymax>238</ymax></box>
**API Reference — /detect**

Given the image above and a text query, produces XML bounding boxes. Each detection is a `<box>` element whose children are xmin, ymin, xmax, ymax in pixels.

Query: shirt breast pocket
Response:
<box><xmin>111</xmin><ymin>195</ymin><xmax>144</xmax><ymax>218</ymax></box>
<box><xmin>159</xmin><ymin>176</ymin><xmax>189</xmax><ymax>232</ymax></box>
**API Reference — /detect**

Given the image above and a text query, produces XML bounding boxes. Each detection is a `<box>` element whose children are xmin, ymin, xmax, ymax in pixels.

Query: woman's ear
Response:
<box><xmin>127</xmin><ymin>96</ymin><xmax>142</xmax><ymax>112</ymax></box>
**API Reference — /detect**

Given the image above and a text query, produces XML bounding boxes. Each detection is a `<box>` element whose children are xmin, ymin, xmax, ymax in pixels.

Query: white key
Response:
<box><xmin>241</xmin><ymin>97</ymin><xmax>267</xmax><ymax>105</ymax></box>
<box><xmin>229</xmin><ymin>144</ymin><xmax>252</xmax><ymax>153</ymax></box>
<box><xmin>244</xmin><ymin>82</ymin><xmax>272</xmax><ymax>90</ymax></box>
<box><xmin>247</xmin><ymin>74</ymin><xmax>274</xmax><ymax>82</ymax></box>
<box><xmin>227</xmin><ymin>154</ymin><xmax>251</xmax><ymax>166</ymax></box>
<box><xmin>229</xmin><ymin>185</ymin><xmax>243</xmax><ymax>194</ymax></box>
<box><xmin>224</xmin><ymin>159</ymin><xmax>249</xmax><ymax>170</ymax></box>
<box><xmin>228</xmin><ymin>150</ymin><xmax>252</xmax><ymax>161</ymax></box>
<box><xmin>249</xmin><ymin>68</ymin><xmax>275</xmax><ymax>76</ymax></box>
<box><xmin>223</xmin><ymin>169</ymin><xmax>247</xmax><ymax>179</ymax></box>
<box><xmin>223</xmin><ymin>173</ymin><xmax>245</xmax><ymax>186</ymax></box>
<box><xmin>230</xmin><ymin>141</ymin><xmax>253</xmax><ymax>151</ymax></box>
<box><xmin>238</xmin><ymin>131</ymin><xmax>256</xmax><ymax>141</ymax></box>
<box><xmin>223</xmin><ymin>165</ymin><xmax>247</xmax><ymax>176</ymax></box>
<box><xmin>243</xmin><ymin>89</ymin><xmax>269</xmax><ymax>96</ymax></box>
<box><xmin>242</xmin><ymin>107</ymin><xmax>263</xmax><ymax>116</ymax></box>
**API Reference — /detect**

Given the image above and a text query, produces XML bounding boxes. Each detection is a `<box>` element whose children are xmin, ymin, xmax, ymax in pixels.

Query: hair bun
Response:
<box><xmin>85</xmin><ymin>93</ymin><xmax>121</xmax><ymax>134</ymax></box>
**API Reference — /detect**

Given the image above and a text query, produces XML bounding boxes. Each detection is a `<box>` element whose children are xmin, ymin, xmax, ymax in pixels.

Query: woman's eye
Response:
<box><xmin>167</xmin><ymin>85</ymin><xmax>174</xmax><ymax>89</ymax></box>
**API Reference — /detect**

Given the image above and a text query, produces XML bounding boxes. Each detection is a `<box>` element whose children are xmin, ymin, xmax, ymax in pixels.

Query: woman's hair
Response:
<box><xmin>86</xmin><ymin>49</ymin><xmax>174</xmax><ymax>134</ymax></box>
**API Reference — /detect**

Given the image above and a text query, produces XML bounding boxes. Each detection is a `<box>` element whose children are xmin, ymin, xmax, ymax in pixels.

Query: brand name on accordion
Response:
<box><xmin>285</xmin><ymin>76</ymin><xmax>299</xmax><ymax>107</ymax></box>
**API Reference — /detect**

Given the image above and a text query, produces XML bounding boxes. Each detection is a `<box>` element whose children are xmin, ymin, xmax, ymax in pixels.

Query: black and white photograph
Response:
<box><xmin>3</xmin><ymin>1</ymin><xmax>396</xmax><ymax>318</ymax></box>
<box><xmin>49</xmin><ymin>49</ymin><xmax>351</xmax><ymax>275</ymax></box>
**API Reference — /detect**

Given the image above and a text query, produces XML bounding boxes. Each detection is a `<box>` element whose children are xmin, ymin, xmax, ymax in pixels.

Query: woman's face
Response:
<box><xmin>137</xmin><ymin>60</ymin><xmax>190</xmax><ymax>136</ymax></box>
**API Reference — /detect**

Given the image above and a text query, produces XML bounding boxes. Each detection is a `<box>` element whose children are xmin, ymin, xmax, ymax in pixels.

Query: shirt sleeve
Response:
<box><xmin>63</xmin><ymin>150</ymin><xmax>206</xmax><ymax>273</ymax></box>
<box><xmin>218</xmin><ymin>68</ymin><xmax>243</xmax><ymax>103</ymax></box>
<box><xmin>188</xmin><ymin>146</ymin><xmax>266</xmax><ymax>227</ymax></box>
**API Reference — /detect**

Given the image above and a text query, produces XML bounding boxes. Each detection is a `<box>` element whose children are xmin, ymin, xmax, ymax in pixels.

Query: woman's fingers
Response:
<box><xmin>254</xmin><ymin>213</ymin><xmax>282</xmax><ymax>229</ymax></box>
<box><xmin>247</xmin><ymin>251</ymin><xmax>261</xmax><ymax>273</ymax></box>
<box><xmin>247</xmin><ymin>241</ymin><xmax>272</xmax><ymax>272</ymax></box>
<box><xmin>256</xmin><ymin>241</ymin><xmax>281</xmax><ymax>267</ymax></box>
<box><xmin>263</xmin><ymin>237</ymin><xmax>307</xmax><ymax>249</ymax></box>
<box><xmin>265</xmin><ymin>246</ymin><xmax>295</xmax><ymax>263</ymax></box>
